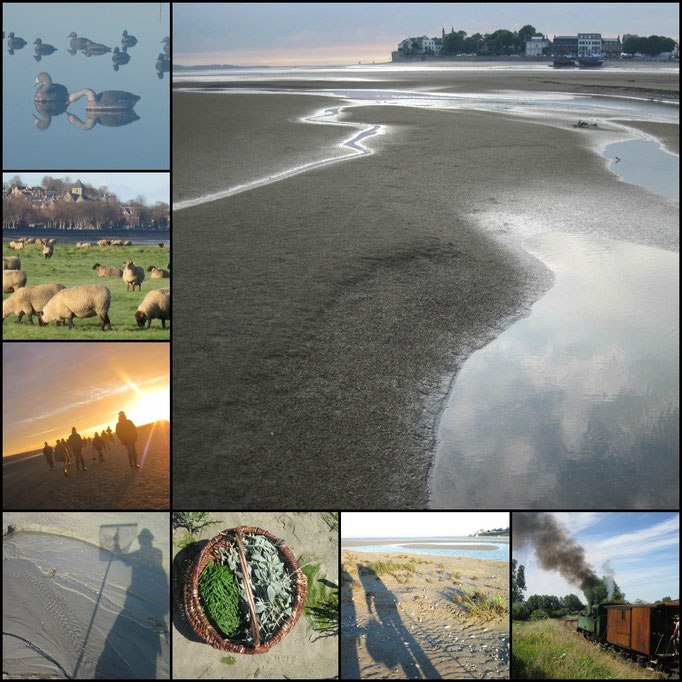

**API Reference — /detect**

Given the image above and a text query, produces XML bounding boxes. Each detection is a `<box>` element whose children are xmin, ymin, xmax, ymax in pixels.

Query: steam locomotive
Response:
<box><xmin>576</xmin><ymin>600</ymin><xmax>679</xmax><ymax>673</ymax></box>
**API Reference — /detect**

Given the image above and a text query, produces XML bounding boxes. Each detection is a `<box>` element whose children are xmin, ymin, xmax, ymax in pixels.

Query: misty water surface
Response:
<box><xmin>3</xmin><ymin>3</ymin><xmax>169</xmax><ymax>169</ymax></box>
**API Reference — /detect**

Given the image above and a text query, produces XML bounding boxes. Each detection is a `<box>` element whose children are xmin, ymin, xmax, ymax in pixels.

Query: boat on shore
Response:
<box><xmin>552</xmin><ymin>57</ymin><xmax>576</xmax><ymax>67</ymax></box>
<box><xmin>578</xmin><ymin>55</ymin><xmax>604</xmax><ymax>67</ymax></box>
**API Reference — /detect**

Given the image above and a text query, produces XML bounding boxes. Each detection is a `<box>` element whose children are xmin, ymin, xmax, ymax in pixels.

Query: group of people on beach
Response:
<box><xmin>42</xmin><ymin>412</ymin><xmax>139</xmax><ymax>476</ymax></box>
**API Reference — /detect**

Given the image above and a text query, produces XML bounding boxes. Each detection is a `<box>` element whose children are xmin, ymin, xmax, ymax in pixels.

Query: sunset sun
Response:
<box><xmin>125</xmin><ymin>388</ymin><xmax>170</xmax><ymax>426</ymax></box>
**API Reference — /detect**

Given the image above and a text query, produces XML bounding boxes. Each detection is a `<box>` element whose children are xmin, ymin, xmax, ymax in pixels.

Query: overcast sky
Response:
<box><xmin>174</xmin><ymin>3</ymin><xmax>679</xmax><ymax>66</ymax></box>
<box><xmin>342</xmin><ymin>512</ymin><xmax>509</xmax><ymax>538</ymax></box>
<box><xmin>3</xmin><ymin>173</ymin><xmax>169</xmax><ymax>205</ymax></box>
<box><xmin>513</xmin><ymin>512</ymin><xmax>679</xmax><ymax>604</ymax></box>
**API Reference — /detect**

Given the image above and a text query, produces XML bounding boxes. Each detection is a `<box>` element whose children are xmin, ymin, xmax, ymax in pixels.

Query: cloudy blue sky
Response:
<box><xmin>174</xmin><ymin>3</ymin><xmax>679</xmax><ymax>66</ymax></box>
<box><xmin>514</xmin><ymin>512</ymin><xmax>679</xmax><ymax>603</ymax></box>
<box><xmin>3</xmin><ymin>173</ymin><xmax>169</xmax><ymax>204</ymax></box>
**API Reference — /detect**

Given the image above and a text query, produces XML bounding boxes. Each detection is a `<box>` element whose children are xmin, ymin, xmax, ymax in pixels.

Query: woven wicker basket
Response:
<box><xmin>184</xmin><ymin>526</ymin><xmax>307</xmax><ymax>654</ymax></box>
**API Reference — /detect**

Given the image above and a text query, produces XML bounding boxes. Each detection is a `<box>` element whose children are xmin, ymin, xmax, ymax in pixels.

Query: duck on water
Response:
<box><xmin>33</xmin><ymin>73</ymin><xmax>140</xmax><ymax>110</ymax></box>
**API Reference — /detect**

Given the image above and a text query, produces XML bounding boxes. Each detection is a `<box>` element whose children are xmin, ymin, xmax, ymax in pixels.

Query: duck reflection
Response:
<box><xmin>7</xmin><ymin>32</ymin><xmax>27</xmax><ymax>54</ymax></box>
<box><xmin>67</xmin><ymin>108</ymin><xmax>141</xmax><ymax>130</ymax></box>
<box><xmin>112</xmin><ymin>46</ymin><xmax>131</xmax><ymax>71</ymax></box>
<box><xmin>33</xmin><ymin>100</ymin><xmax>69</xmax><ymax>130</ymax></box>
<box><xmin>155</xmin><ymin>53</ymin><xmax>170</xmax><ymax>79</ymax></box>
<box><xmin>33</xmin><ymin>38</ymin><xmax>58</xmax><ymax>61</ymax></box>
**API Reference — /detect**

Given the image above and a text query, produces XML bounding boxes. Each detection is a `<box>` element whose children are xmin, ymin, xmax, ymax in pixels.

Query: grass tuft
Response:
<box><xmin>299</xmin><ymin>558</ymin><xmax>338</xmax><ymax>636</ymax></box>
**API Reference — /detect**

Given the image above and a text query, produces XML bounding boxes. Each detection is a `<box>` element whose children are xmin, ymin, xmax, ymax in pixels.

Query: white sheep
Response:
<box><xmin>3</xmin><ymin>256</ymin><xmax>21</xmax><ymax>270</ymax></box>
<box><xmin>10</xmin><ymin>241</ymin><xmax>24</xmax><ymax>250</ymax></box>
<box><xmin>3</xmin><ymin>283</ymin><xmax>66</xmax><ymax>324</ymax></box>
<box><xmin>124</xmin><ymin>240</ymin><xmax>132</xmax><ymax>246</ymax></box>
<box><xmin>97</xmin><ymin>239</ymin><xmax>108</xmax><ymax>246</ymax></box>
<box><xmin>123</xmin><ymin>261</ymin><xmax>145</xmax><ymax>291</ymax></box>
<box><xmin>77</xmin><ymin>242</ymin><xmax>92</xmax><ymax>248</ymax></box>
<box><xmin>146</xmin><ymin>265</ymin><xmax>170</xmax><ymax>279</ymax></box>
<box><xmin>39</xmin><ymin>285</ymin><xmax>112</xmax><ymax>331</ymax></box>
<box><xmin>111</xmin><ymin>239</ymin><xmax>124</xmax><ymax>246</ymax></box>
<box><xmin>47</xmin><ymin>238</ymin><xmax>56</xmax><ymax>245</ymax></box>
<box><xmin>3</xmin><ymin>270</ymin><xmax>27</xmax><ymax>293</ymax></box>
<box><xmin>43</xmin><ymin>243</ymin><xmax>54</xmax><ymax>259</ymax></box>
<box><xmin>92</xmin><ymin>263</ymin><xmax>123</xmax><ymax>277</ymax></box>
<box><xmin>135</xmin><ymin>288</ymin><xmax>170</xmax><ymax>329</ymax></box>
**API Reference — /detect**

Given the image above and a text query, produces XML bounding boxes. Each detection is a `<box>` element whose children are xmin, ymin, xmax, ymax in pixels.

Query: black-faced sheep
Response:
<box><xmin>39</xmin><ymin>285</ymin><xmax>112</xmax><ymax>331</ymax></box>
<box><xmin>3</xmin><ymin>283</ymin><xmax>66</xmax><ymax>324</ymax></box>
<box><xmin>43</xmin><ymin>243</ymin><xmax>54</xmax><ymax>259</ymax></box>
<box><xmin>157</xmin><ymin>242</ymin><xmax>164</xmax><ymax>248</ymax></box>
<box><xmin>92</xmin><ymin>263</ymin><xmax>123</xmax><ymax>277</ymax></box>
<box><xmin>146</xmin><ymin>265</ymin><xmax>170</xmax><ymax>278</ymax></box>
<box><xmin>123</xmin><ymin>261</ymin><xmax>145</xmax><ymax>291</ymax></box>
<box><xmin>3</xmin><ymin>270</ymin><xmax>27</xmax><ymax>293</ymax></box>
<box><xmin>124</xmin><ymin>240</ymin><xmax>132</xmax><ymax>246</ymax></box>
<box><xmin>135</xmin><ymin>288</ymin><xmax>170</xmax><ymax>329</ymax></box>
<box><xmin>3</xmin><ymin>256</ymin><xmax>21</xmax><ymax>270</ymax></box>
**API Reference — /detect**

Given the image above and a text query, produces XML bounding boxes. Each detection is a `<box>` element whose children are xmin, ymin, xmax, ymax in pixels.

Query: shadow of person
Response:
<box><xmin>94</xmin><ymin>529</ymin><xmax>169</xmax><ymax>679</ymax></box>
<box><xmin>358</xmin><ymin>564</ymin><xmax>442</xmax><ymax>680</ymax></box>
<box><xmin>340</xmin><ymin>567</ymin><xmax>362</xmax><ymax>679</ymax></box>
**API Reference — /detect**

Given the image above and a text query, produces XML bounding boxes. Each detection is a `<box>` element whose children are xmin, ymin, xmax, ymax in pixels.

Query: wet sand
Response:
<box><xmin>3</xmin><ymin>513</ymin><xmax>169</xmax><ymax>679</ymax></box>
<box><xmin>172</xmin><ymin>73</ymin><xmax>678</xmax><ymax>509</ymax></box>
<box><xmin>341</xmin><ymin>549</ymin><xmax>509</xmax><ymax>679</ymax></box>
<box><xmin>172</xmin><ymin>512</ymin><xmax>338</xmax><ymax>680</ymax></box>
<box><xmin>3</xmin><ymin>422</ymin><xmax>170</xmax><ymax>510</ymax></box>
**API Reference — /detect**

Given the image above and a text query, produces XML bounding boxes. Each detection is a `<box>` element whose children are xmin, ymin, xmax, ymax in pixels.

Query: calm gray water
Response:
<box><xmin>3</xmin><ymin>530</ymin><xmax>169</xmax><ymax>679</ymax></box>
<box><xmin>343</xmin><ymin>536</ymin><xmax>509</xmax><ymax>562</ymax></box>
<box><xmin>3</xmin><ymin>3</ymin><xmax>169</xmax><ymax>169</ymax></box>
<box><xmin>604</xmin><ymin>139</ymin><xmax>679</xmax><ymax>200</ymax></box>
<box><xmin>430</xmin><ymin>232</ymin><xmax>679</xmax><ymax>509</ymax></box>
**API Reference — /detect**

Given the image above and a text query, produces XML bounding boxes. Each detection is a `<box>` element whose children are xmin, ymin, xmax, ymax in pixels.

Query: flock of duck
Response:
<box><xmin>5</xmin><ymin>30</ymin><xmax>170</xmax><ymax>76</ymax></box>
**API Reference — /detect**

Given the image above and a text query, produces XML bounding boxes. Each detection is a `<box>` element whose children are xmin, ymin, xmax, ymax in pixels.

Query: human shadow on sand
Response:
<box><xmin>358</xmin><ymin>564</ymin><xmax>442</xmax><ymax>679</ymax></box>
<box><xmin>89</xmin><ymin>527</ymin><xmax>169</xmax><ymax>679</ymax></box>
<box><xmin>340</xmin><ymin>566</ymin><xmax>362</xmax><ymax>679</ymax></box>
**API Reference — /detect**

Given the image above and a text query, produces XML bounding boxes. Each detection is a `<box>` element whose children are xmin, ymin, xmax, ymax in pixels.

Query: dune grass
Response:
<box><xmin>299</xmin><ymin>557</ymin><xmax>338</xmax><ymax>635</ymax></box>
<box><xmin>512</xmin><ymin>619</ymin><xmax>660</xmax><ymax>679</ymax></box>
<box><xmin>364</xmin><ymin>559</ymin><xmax>417</xmax><ymax>575</ymax></box>
<box><xmin>3</xmin><ymin>243</ymin><xmax>170</xmax><ymax>339</ymax></box>
<box><xmin>460</xmin><ymin>590</ymin><xmax>508</xmax><ymax>621</ymax></box>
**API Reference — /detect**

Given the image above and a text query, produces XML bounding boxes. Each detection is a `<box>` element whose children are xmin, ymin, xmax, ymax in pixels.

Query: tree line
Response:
<box><xmin>2</xmin><ymin>177</ymin><xmax>169</xmax><ymax>231</ymax></box>
<box><xmin>623</xmin><ymin>35</ymin><xmax>676</xmax><ymax>56</ymax></box>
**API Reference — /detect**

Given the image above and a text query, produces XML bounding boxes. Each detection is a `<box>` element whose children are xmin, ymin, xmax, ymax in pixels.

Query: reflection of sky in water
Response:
<box><xmin>604</xmin><ymin>139</ymin><xmax>679</xmax><ymax>200</ymax></box>
<box><xmin>431</xmin><ymin>232</ymin><xmax>679</xmax><ymax>510</ymax></box>
<box><xmin>3</xmin><ymin>3</ymin><xmax>169</xmax><ymax>169</ymax></box>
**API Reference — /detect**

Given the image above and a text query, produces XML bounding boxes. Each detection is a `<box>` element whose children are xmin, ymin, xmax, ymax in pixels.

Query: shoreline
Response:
<box><xmin>172</xmin><ymin>74</ymin><xmax>678</xmax><ymax>509</ymax></box>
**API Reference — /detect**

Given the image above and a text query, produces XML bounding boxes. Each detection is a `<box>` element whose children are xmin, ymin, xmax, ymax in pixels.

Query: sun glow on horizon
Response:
<box><xmin>125</xmin><ymin>388</ymin><xmax>171</xmax><ymax>427</ymax></box>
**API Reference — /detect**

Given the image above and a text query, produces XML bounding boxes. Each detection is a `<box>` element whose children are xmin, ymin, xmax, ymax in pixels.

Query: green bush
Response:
<box><xmin>512</xmin><ymin>601</ymin><xmax>530</xmax><ymax>620</ymax></box>
<box><xmin>530</xmin><ymin>608</ymin><xmax>549</xmax><ymax>621</ymax></box>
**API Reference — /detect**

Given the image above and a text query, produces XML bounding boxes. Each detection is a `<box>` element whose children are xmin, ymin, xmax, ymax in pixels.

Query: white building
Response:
<box><xmin>525</xmin><ymin>35</ymin><xmax>550</xmax><ymax>56</ymax></box>
<box><xmin>578</xmin><ymin>32</ymin><xmax>602</xmax><ymax>56</ymax></box>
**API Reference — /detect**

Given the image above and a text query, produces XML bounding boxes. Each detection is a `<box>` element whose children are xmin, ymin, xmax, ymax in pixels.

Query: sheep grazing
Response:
<box><xmin>97</xmin><ymin>239</ymin><xmax>108</xmax><ymax>246</ymax></box>
<box><xmin>39</xmin><ymin>285</ymin><xmax>112</xmax><ymax>331</ymax></box>
<box><xmin>43</xmin><ymin>243</ymin><xmax>54</xmax><ymax>259</ymax></box>
<box><xmin>92</xmin><ymin>263</ymin><xmax>123</xmax><ymax>277</ymax></box>
<box><xmin>135</xmin><ymin>288</ymin><xmax>170</xmax><ymax>329</ymax></box>
<box><xmin>47</xmin><ymin>238</ymin><xmax>56</xmax><ymax>245</ymax></box>
<box><xmin>25</xmin><ymin>237</ymin><xmax>35</xmax><ymax>244</ymax></box>
<box><xmin>123</xmin><ymin>261</ymin><xmax>145</xmax><ymax>291</ymax></box>
<box><xmin>111</xmin><ymin>239</ymin><xmax>124</xmax><ymax>246</ymax></box>
<box><xmin>9</xmin><ymin>241</ymin><xmax>24</xmax><ymax>250</ymax></box>
<box><xmin>3</xmin><ymin>256</ymin><xmax>21</xmax><ymax>270</ymax></box>
<box><xmin>3</xmin><ymin>283</ymin><xmax>66</xmax><ymax>324</ymax></box>
<box><xmin>76</xmin><ymin>242</ymin><xmax>92</xmax><ymax>248</ymax></box>
<box><xmin>157</xmin><ymin>242</ymin><xmax>164</xmax><ymax>248</ymax></box>
<box><xmin>3</xmin><ymin>270</ymin><xmax>27</xmax><ymax>293</ymax></box>
<box><xmin>146</xmin><ymin>265</ymin><xmax>170</xmax><ymax>278</ymax></box>
<box><xmin>124</xmin><ymin>240</ymin><xmax>132</xmax><ymax>246</ymax></box>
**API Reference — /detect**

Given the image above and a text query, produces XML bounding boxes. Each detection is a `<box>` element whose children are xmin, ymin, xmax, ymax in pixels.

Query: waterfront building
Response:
<box><xmin>601</xmin><ymin>37</ymin><xmax>622</xmax><ymax>58</ymax></box>
<box><xmin>552</xmin><ymin>35</ymin><xmax>578</xmax><ymax>56</ymax></box>
<box><xmin>578</xmin><ymin>32</ymin><xmax>602</xmax><ymax>56</ymax></box>
<box><xmin>525</xmin><ymin>35</ymin><xmax>550</xmax><ymax>57</ymax></box>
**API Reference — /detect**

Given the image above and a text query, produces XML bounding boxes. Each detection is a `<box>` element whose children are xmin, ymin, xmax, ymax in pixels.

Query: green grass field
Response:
<box><xmin>512</xmin><ymin>618</ymin><xmax>662</xmax><ymax>679</ymax></box>
<box><xmin>3</xmin><ymin>243</ymin><xmax>170</xmax><ymax>340</ymax></box>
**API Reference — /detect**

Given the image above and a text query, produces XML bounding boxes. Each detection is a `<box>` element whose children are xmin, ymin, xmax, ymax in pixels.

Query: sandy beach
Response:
<box><xmin>3</xmin><ymin>512</ymin><xmax>169</xmax><ymax>679</ymax></box>
<box><xmin>172</xmin><ymin>68</ymin><xmax>678</xmax><ymax>509</ymax></box>
<box><xmin>172</xmin><ymin>512</ymin><xmax>338</xmax><ymax>680</ymax></box>
<box><xmin>341</xmin><ymin>549</ymin><xmax>509</xmax><ymax>679</ymax></box>
<box><xmin>3</xmin><ymin>422</ymin><xmax>170</xmax><ymax>510</ymax></box>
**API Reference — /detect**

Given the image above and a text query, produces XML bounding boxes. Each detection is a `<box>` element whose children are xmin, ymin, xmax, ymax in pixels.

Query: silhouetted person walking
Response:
<box><xmin>106</xmin><ymin>425</ymin><xmax>115</xmax><ymax>445</ymax></box>
<box><xmin>116</xmin><ymin>411</ymin><xmax>139</xmax><ymax>468</ymax></box>
<box><xmin>93</xmin><ymin>431</ymin><xmax>105</xmax><ymax>462</ymax></box>
<box><xmin>68</xmin><ymin>427</ymin><xmax>87</xmax><ymax>471</ymax></box>
<box><xmin>54</xmin><ymin>439</ymin><xmax>68</xmax><ymax>476</ymax></box>
<box><xmin>42</xmin><ymin>441</ymin><xmax>54</xmax><ymax>470</ymax></box>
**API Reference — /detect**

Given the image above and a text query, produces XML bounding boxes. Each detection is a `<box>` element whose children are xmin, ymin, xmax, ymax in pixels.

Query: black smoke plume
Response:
<box><xmin>514</xmin><ymin>513</ymin><xmax>600</xmax><ymax>602</ymax></box>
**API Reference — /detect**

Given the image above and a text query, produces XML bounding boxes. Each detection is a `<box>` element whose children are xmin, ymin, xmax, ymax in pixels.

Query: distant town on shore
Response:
<box><xmin>3</xmin><ymin>176</ymin><xmax>170</xmax><ymax>231</ymax></box>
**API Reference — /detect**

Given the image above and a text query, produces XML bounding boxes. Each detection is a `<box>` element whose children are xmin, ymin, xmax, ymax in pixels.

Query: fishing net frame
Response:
<box><xmin>184</xmin><ymin>525</ymin><xmax>307</xmax><ymax>654</ymax></box>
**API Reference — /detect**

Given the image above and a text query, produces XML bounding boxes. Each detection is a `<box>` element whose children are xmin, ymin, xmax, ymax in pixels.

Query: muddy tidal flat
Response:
<box><xmin>341</xmin><ymin>550</ymin><xmax>509</xmax><ymax>679</ymax></box>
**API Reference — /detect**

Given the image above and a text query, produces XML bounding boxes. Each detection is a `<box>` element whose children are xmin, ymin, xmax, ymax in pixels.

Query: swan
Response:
<box><xmin>67</xmin><ymin>32</ymin><xmax>92</xmax><ymax>50</ymax></box>
<box><xmin>33</xmin><ymin>72</ymin><xmax>68</xmax><ymax>102</ymax></box>
<box><xmin>34</xmin><ymin>38</ymin><xmax>58</xmax><ymax>55</ymax></box>
<box><xmin>68</xmin><ymin>87</ymin><xmax>140</xmax><ymax>110</ymax></box>
<box><xmin>121</xmin><ymin>30</ymin><xmax>137</xmax><ymax>47</ymax></box>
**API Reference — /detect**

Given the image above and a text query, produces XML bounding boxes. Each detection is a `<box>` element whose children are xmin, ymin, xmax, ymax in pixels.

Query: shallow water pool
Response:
<box><xmin>430</xmin><ymin>232</ymin><xmax>679</xmax><ymax>509</ymax></box>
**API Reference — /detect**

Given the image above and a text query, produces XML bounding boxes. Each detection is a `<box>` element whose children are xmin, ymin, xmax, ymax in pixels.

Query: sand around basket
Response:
<box><xmin>173</xmin><ymin>512</ymin><xmax>338</xmax><ymax>679</ymax></box>
<box><xmin>3</xmin><ymin>530</ymin><xmax>170</xmax><ymax>679</ymax></box>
